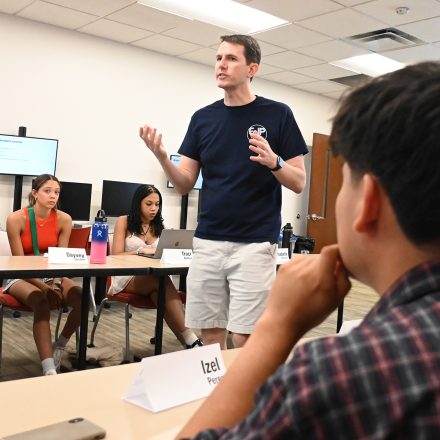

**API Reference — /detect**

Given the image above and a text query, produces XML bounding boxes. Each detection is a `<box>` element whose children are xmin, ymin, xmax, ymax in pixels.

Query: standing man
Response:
<box><xmin>140</xmin><ymin>34</ymin><xmax>308</xmax><ymax>348</ymax></box>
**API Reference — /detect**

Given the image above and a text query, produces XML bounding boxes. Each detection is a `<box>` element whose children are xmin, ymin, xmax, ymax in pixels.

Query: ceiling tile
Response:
<box><xmin>257</xmin><ymin>40</ymin><xmax>285</xmax><ymax>56</ymax></box>
<box><xmin>257</xmin><ymin>63</ymin><xmax>283</xmax><ymax>75</ymax></box>
<box><xmin>334</xmin><ymin>0</ymin><xmax>372</xmax><ymax>5</ymax></box>
<box><xmin>0</xmin><ymin>0</ymin><xmax>34</xmax><ymax>14</ymax></box>
<box><xmin>260</xmin><ymin>70</ymin><xmax>314</xmax><ymax>85</ymax></box>
<box><xmin>107</xmin><ymin>3</ymin><xmax>188</xmax><ymax>33</ymax></box>
<box><xmin>298</xmin><ymin>8</ymin><xmax>387</xmax><ymax>38</ymax></box>
<box><xmin>132</xmin><ymin>34</ymin><xmax>202</xmax><ymax>56</ymax></box>
<box><xmin>296</xmin><ymin>39</ymin><xmax>369</xmax><ymax>61</ymax></box>
<box><xmin>178</xmin><ymin>47</ymin><xmax>218</xmax><ymax>67</ymax></box>
<box><xmin>385</xmin><ymin>44</ymin><xmax>440</xmax><ymax>63</ymax></box>
<box><xmin>295</xmin><ymin>80</ymin><xmax>349</xmax><ymax>93</ymax></box>
<box><xmin>256</xmin><ymin>23</ymin><xmax>331</xmax><ymax>50</ymax></box>
<box><xmin>3</xmin><ymin>0</ymin><xmax>440</xmax><ymax>98</ymax></box>
<box><xmin>163</xmin><ymin>21</ymin><xmax>230</xmax><ymax>46</ymax></box>
<box><xmin>78</xmin><ymin>18</ymin><xmax>152</xmax><ymax>43</ymax></box>
<box><xmin>295</xmin><ymin>63</ymin><xmax>355</xmax><ymax>79</ymax></box>
<box><xmin>264</xmin><ymin>50</ymin><xmax>321</xmax><ymax>69</ymax></box>
<box><xmin>17</xmin><ymin>1</ymin><xmax>97</xmax><ymax>29</ymax></box>
<box><xmin>354</xmin><ymin>0</ymin><xmax>440</xmax><ymax>26</ymax></box>
<box><xmin>42</xmin><ymin>0</ymin><xmax>136</xmax><ymax>17</ymax></box>
<box><xmin>245</xmin><ymin>0</ymin><xmax>343</xmax><ymax>21</ymax></box>
<box><xmin>397</xmin><ymin>16</ymin><xmax>440</xmax><ymax>43</ymax></box>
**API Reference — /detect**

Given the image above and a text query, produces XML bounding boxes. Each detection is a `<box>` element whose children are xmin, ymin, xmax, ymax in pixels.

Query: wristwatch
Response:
<box><xmin>270</xmin><ymin>156</ymin><xmax>285</xmax><ymax>172</ymax></box>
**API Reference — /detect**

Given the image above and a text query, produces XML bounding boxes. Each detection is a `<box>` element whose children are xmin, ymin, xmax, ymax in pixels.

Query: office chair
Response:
<box><xmin>89</xmin><ymin>277</ymin><xmax>186</xmax><ymax>362</ymax></box>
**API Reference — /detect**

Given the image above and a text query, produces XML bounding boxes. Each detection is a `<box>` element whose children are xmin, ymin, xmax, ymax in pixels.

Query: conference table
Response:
<box><xmin>0</xmin><ymin>347</ymin><xmax>241</xmax><ymax>439</ymax></box>
<box><xmin>0</xmin><ymin>255</ymin><xmax>190</xmax><ymax>370</ymax></box>
<box><xmin>1</xmin><ymin>253</ymin><xmax>345</xmax><ymax>371</ymax></box>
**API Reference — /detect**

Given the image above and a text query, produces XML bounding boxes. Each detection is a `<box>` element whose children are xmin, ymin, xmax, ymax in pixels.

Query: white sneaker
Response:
<box><xmin>44</xmin><ymin>368</ymin><xmax>57</xmax><ymax>376</ymax></box>
<box><xmin>53</xmin><ymin>346</ymin><xmax>65</xmax><ymax>372</ymax></box>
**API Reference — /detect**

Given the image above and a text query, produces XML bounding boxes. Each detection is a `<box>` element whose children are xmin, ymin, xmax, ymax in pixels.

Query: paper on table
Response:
<box><xmin>160</xmin><ymin>249</ymin><xmax>193</xmax><ymax>264</ymax></box>
<box><xmin>48</xmin><ymin>247</ymin><xmax>88</xmax><ymax>264</ymax></box>
<box><xmin>338</xmin><ymin>319</ymin><xmax>362</xmax><ymax>335</ymax></box>
<box><xmin>124</xmin><ymin>343</ymin><xmax>225</xmax><ymax>412</ymax></box>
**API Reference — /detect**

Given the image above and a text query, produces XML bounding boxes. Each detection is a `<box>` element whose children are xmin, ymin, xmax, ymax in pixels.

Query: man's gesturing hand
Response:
<box><xmin>139</xmin><ymin>125</ymin><xmax>167</xmax><ymax>161</ymax></box>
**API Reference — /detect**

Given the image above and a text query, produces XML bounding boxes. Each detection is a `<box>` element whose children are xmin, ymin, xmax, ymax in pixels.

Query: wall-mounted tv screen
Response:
<box><xmin>167</xmin><ymin>154</ymin><xmax>203</xmax><ymax>190</ymax></box>
<box><xmin>58</xmin><ymin>181</ymin><xmax>92</xmax><ymax>221</ymax></box>
<box><xmin>0</xmin><ymin>134</ymin><xmax>58</xmax><ymax>176</ymax></box>
<box><xmin>101</xmin><ymin>180</ymin><xmax>151</xmax><ymax>217</ymax></box>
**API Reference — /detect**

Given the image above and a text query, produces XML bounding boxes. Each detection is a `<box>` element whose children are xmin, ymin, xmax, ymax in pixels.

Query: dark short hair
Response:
<box><xmin>220</xmin><ymin>34</ymin><xmax>261</xmax><ymax>65</ymax></box>
<box><xmin>330</xmin><ymin>61</ymin><xmax>440</xmax><ymax>246</ymax></box>
<box><xmin>127</xmin><ymin>185</ymin><xmax>164</xmax><ymax>237</ymax></box>
<box><xmin>28</xmin><ymin>174</ymin><xmax>61</xmax><ymax>207</ymax></box>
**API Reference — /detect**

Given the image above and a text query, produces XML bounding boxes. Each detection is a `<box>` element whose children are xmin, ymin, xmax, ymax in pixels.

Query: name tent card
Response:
<box><xmin>48</xmin><ymin>247</ymin><xmax>88</xmax><ymax>264</ymax></box>
<box><xmin>123</xmin><ymin>343</ymin><xmax>225</xmax><ymax>412</ymax></box>
<box><xmin>276</xmin><ymin>248</ymin><xmax>290</xmax><ymax>264</ymax></box>
<box><xmin>160</xmin><ymin>248</ymin><xmax>193</xmax><ymax>264</ymax></box>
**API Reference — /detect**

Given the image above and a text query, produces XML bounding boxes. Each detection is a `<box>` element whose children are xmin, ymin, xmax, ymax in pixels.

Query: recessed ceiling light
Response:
<box><xmin>330</xmin><ymin>53</ymin><xmax>405</xmax><ymax>77</ymax></box>
<box><xmin>137</xmin><ymin>0</ymin><xmax>289</xmax><ymax>34</ymax></box>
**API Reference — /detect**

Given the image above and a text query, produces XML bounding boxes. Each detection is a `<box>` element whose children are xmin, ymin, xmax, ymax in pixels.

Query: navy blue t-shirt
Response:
<box><xmin>179</xmin><ymin>96</ymin><xmax>308</xmax><ymax>243</ymax></box>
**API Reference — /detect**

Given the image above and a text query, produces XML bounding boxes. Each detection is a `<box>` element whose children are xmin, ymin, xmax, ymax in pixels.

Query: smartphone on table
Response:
<box><xmin>1</xmin><ymin>417</ymin><xmax>106</xmax><ymax>440</ymax></box>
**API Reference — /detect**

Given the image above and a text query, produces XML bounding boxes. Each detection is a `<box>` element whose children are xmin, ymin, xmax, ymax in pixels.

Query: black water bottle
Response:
<box><xmin>281</xmin><ymin>223</ymin><xmax>293</xmax><ymax>257</ymax></box>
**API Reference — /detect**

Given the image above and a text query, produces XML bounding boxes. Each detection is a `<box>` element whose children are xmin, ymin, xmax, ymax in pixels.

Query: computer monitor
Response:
<box><xmin>101</xmin><ymin>180</ymin><xmax>149</xmax><ymax>217</ymax></box>
<box><xmin>0</xmin><ymin>133</ymin><xmax>58</xmax><ymax>176</ymax></box>
<box><xmin>167</xmin><ymin>154</ymin><xmax>203</xmax><ymax>190</ymax></box>
<box><xmin>58</xmin><ymin>181</ymin><xmax>92</xmax><ymax>221</ymax></box>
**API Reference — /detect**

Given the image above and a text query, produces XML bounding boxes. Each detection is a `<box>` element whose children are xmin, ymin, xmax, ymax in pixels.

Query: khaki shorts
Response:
<box><xmin>185</xmin><ymin>237</ymin><xmax>277</xmax><ymax>334</ymax></box>
<box><xmin>3</xmin><ymin>278</ymin><xmax>53</xmax><ymax>292</ymax></box>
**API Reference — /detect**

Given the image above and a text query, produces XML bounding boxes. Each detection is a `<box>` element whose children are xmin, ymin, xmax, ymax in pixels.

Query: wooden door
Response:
<box><xmin>306</xmin><ymin>133</ymin><xmax>344</xmax><ymax>253</ymax></box>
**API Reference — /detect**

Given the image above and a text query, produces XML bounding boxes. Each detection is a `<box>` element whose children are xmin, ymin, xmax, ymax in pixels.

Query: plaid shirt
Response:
<box><xmin>194</xmin><ymin>260</ymin><xmax>440</xmax><ymax>439</ymax></box>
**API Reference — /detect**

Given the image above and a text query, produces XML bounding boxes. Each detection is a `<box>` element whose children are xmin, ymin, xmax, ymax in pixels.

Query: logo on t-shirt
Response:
<box><xmin>247</xmin><ymin>124</ymin><xmax>268</xmax><ymax>140</ymax></box>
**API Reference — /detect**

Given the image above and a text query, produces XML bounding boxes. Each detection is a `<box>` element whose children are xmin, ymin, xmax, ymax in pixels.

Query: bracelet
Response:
<box><xmin>136</xmin><ymin>247</ymin><xmax>143</xmax><ymax>255</ymax></box>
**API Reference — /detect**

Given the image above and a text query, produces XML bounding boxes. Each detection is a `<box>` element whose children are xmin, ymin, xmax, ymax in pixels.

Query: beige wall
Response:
<box><xmin>0</xmin><ymin>13</ymin><xmax>338</xmax><ymax>235</ymax></box>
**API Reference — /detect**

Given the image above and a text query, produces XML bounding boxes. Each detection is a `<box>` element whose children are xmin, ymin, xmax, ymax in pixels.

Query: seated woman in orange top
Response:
<box><xmin>5</xmin><ymin>174</ymin><xmax>82</xmax><ymax>376</ymax></box>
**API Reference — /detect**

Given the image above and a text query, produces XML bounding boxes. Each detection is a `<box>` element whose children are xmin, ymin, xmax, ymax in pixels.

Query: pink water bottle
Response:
<box><xmin>90</xmin><ymin>210</ymin><xmax>108</xmax><ymax>264</ymax></box>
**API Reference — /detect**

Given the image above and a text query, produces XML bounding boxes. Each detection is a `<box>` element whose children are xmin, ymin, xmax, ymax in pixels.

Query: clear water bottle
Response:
<box><xmin>90</xmin><ymin>209</ymin><xmax>108</xmax><ymax>264</ymax></box>
<box><xmin>290</xmin><ymin>235</ymin><xmax>298</xmax><ymax>257</ymax></box>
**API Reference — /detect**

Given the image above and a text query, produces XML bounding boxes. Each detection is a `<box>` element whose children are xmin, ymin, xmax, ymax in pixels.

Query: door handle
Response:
<box><xmin>306</xmin><ymin>213</ymin><xmax>325</xmax><ymax>221</ymax></box>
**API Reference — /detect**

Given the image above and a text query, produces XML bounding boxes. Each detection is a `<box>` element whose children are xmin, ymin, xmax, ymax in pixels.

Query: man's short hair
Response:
<box><xmin>220</xmin><ymin>34</ymin><xmax>261</xmax><ymax>65</ymax></box>
<box><xmin>330</xmin><ymin>62</ymin><xmax>440</xmax><ymax>246</ymax></box>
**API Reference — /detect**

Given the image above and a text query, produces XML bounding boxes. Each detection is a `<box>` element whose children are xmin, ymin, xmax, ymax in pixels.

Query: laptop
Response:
<box><xmin>138</xmin><ymin>229</ymin><xmax>195</xmax><ymax>259</ymax></box>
